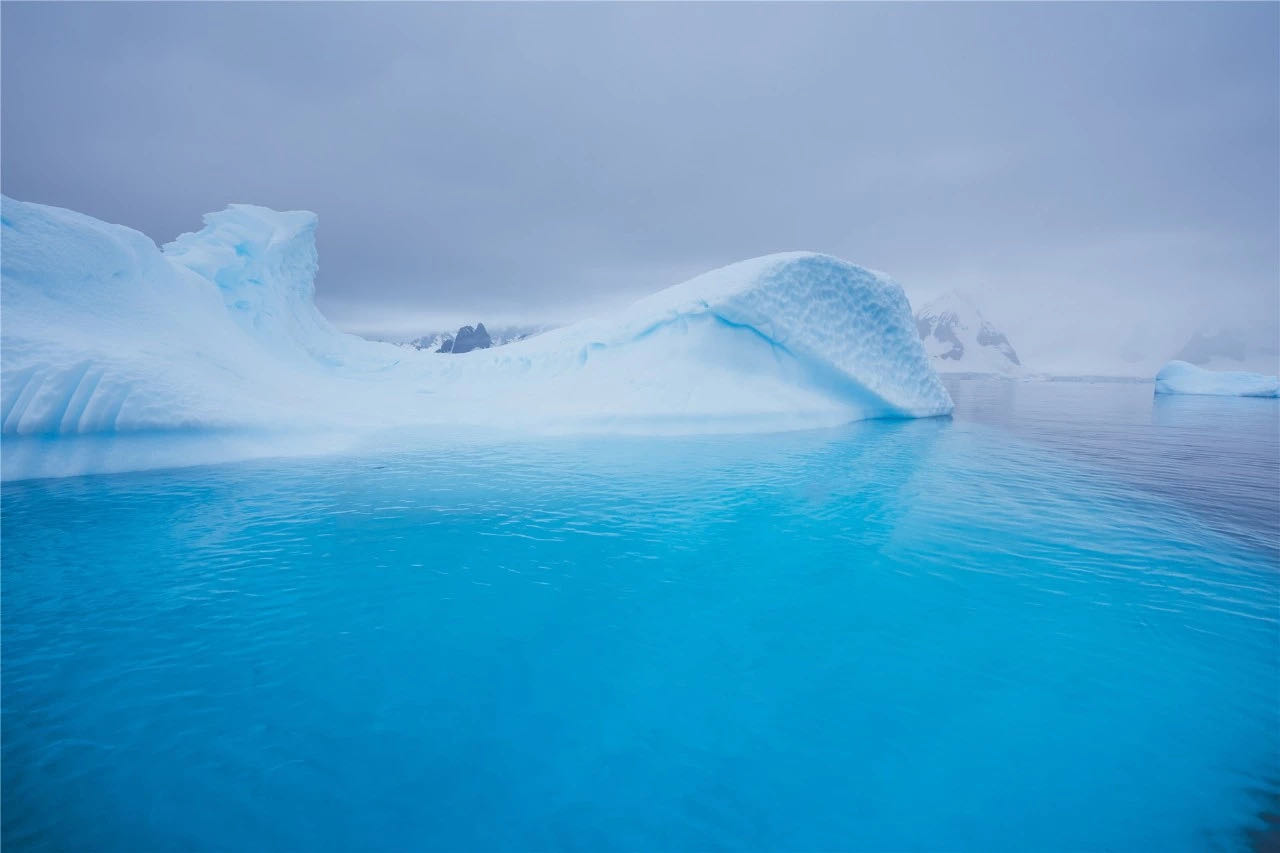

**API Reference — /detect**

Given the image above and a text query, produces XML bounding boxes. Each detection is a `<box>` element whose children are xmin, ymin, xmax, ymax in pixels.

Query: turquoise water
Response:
<box><xmin>3</xmin><ymin>379</ymin><xmax>1277</xmax><ymax>851</ymax></box>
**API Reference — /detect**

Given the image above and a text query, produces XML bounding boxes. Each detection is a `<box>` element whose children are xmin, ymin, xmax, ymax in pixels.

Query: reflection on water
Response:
<box><xmin>946</xmin><ymin>377</ymin><xmax>1279</xmax><ymax>554</ymax></box>
<box><xmin>2</xmin><ymin>380</ymin><xmax>1277</xmax><ymax>852</ymax></box>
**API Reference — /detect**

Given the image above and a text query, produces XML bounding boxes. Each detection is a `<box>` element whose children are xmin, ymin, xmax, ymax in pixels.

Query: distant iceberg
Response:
<box><xmin>1</xmin><ymin>196</ymin><xmax>952</xmax><ymax>479</ymax></box>
<box><xmin>1154</xmin><ymin>360</ymin><xmax>1279</xmax><ymax>398</ymax></box>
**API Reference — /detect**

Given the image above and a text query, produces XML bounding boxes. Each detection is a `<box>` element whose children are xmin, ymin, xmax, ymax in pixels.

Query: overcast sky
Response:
<box><xmin>3</xmin><ymin>2</ymin><xmax>1277</xmax><ymax>364</ymax></box>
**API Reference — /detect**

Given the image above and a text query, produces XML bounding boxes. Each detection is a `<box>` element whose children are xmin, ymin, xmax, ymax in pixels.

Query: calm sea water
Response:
<box><xmin>3</xmin><ymin>378</ymin><xmax>1277</xmax><ymax>852</ymax></box>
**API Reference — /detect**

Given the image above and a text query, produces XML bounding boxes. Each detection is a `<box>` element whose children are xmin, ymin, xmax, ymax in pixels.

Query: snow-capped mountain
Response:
<box><xmin>913</xmin><ymin>291</ymin><xmax>1022</xmax><ymax>375</ymax></box>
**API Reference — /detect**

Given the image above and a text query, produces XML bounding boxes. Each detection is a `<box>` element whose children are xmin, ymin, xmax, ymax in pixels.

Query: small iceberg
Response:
<box><xmin>1153</xmin><ymin>360</ymin><xmax>1279</xmax><ymax>398</ymax></box>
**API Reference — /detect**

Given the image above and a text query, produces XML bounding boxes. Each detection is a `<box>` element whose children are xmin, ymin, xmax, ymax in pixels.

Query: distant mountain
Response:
<box><xmin>401</xmin><ymin>323</ymin><xmax>552</xmax><ymax>354</ymax></box>
<box><xmin>913</xmin><ymin>291</ymin><xmax>1022</xmax><ymax>375</ymax></box>
<box><xmin>437</xmin><ymin>323</ymin><xmax>492</xmax><ymax>354</ymax></box>
<box><xmin>487</xmin><ymin>324</ymin><xmax>552</xmax><ymax>347</ymax></box>
<box><xmin>1172</xmin><ymin>326</ymin><xmax>1279</xmax><ymax>375</ymax></box>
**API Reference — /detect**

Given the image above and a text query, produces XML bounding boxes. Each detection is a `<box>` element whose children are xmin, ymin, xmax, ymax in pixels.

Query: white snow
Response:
<box><xmin>1154</xmin><ymin>361</ymin><xmax>1279</xmax><ymax>398</ymax></box>
<box><xmin>1</xmin><ymin>197</ymin><xmax>952</xmax><ymax>479</ymax></box>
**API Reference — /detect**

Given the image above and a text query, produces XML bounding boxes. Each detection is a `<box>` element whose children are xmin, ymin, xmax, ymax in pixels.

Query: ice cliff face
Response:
<box><xmin>1</xmin><ymin>197</ymin><xmax>952</xmax><ymax>479</ymax></box>
<box><xmin>162</xmin><ymin>205</ymin><xmax>348</xmax><ymax>367</ymax></box>
<box><xmin>914</xmin><ymin>291</ymin><xmax>1021</xmax><ymax>375</ymax></box>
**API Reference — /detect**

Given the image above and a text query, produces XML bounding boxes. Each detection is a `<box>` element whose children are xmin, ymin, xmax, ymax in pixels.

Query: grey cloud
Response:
<box><xmin>3</xmin><ymin>2</ymin><xmax>1276</xmax><ymax>356</ymax></box>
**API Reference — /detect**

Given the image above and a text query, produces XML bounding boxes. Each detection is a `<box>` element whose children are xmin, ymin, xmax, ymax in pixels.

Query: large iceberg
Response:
<box><xmin>1153</xmin><ymin>360</ymin><xmax>1279</xmax><ymax>398</ymax></box>
<box><xmin>1</xmin><ymin>196</ymin><xmax>952</xmax><ymax>479</ymax></box>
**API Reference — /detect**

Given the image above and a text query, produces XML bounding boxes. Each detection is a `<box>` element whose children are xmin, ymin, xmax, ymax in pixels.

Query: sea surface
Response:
<box><xmin>3</xmin><ymin>378</ymin><xmax>1277</xmax><ymax>851</ymax></box>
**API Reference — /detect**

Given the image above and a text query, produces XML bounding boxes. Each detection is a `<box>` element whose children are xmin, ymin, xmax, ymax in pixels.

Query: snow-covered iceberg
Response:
<box><xmin>1154</xmin><ymin>360</ymin><xmax>1279</xmax><ymax>398</ymax></box>
<box><xmin>1</xmin><ymin>196</ymin><xmax>952</xmax><ymax>479</ymax></box>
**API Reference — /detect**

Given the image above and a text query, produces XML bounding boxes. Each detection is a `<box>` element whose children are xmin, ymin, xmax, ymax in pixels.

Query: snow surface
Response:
<box><xmin>1153</xmin><ymin>361</ymin><xmax>1279</xmax><ymax>398</ymax></box>
<box><xmin>1</xmin><ymin>197</ymin><xmax>952</xmax><ymax>479</ymax></box>
<box><xmin>914</xmin><ymin>291</ymin><xmax>1022</xmax><ymax>376</ymax></box>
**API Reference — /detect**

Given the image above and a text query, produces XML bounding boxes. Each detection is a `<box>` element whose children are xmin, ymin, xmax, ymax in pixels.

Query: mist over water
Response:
<box><xmin>4</xmin><ymin>380</ymin><xmax>1276</xmax><ymax>851</ymax></box>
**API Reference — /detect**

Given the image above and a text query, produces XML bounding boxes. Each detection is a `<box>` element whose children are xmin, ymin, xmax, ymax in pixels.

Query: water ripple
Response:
<box><xmin>2</xmin><ymin>380</ymin><xmax>1277</xmax><ymax>851</ymax></box>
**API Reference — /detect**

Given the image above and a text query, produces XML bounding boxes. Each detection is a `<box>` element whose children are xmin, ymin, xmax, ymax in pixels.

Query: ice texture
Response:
<box><xmin>1</xmin><ymin>196</ymin><xmax>952</xmax><ymax>479</ymax></box>
<box><xmin>1154</xmin><ymin>360</ymin><xmax>1279</xmax><ymax>398</ymax></box>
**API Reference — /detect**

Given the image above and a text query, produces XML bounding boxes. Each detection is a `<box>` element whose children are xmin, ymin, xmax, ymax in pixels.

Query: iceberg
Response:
<box><xmin>1154</xmin><ymin>360</ymin><xmax>1280</xmax><ymax>398</ymax></box>
<box><xmin>1</xmin><ymin>196</ymin><xmax>952</xmax><ymax>479</ymax></box>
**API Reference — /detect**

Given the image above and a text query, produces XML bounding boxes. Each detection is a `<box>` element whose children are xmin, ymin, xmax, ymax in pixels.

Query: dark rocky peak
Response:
<box><xmin>439</xmin><ymin>323</ymin><xmax>492</xmax><ymax>354</ymax></box>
